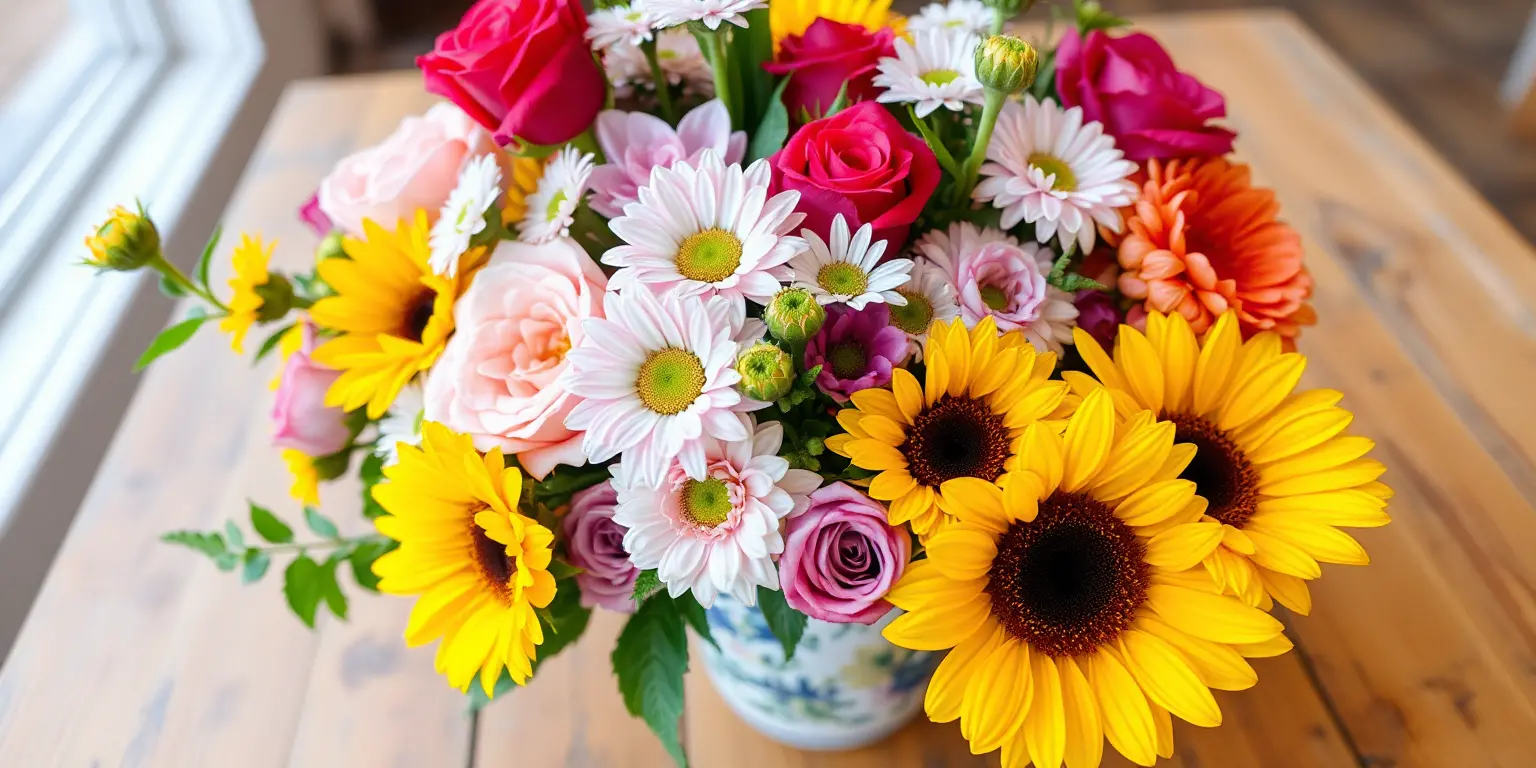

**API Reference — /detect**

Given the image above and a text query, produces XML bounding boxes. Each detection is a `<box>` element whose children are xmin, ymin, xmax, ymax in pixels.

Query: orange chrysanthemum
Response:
<box><xmin>1115</xmin><ymin>158</ymin><xmax>1315</xmax><ymax>343</ymax></box>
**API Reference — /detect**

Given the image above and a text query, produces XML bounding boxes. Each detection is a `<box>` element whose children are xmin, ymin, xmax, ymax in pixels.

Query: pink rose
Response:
<box><xmin>317</xmin><ymin>103</ymin><xmax>505</xmax><ymax>237</ymax></box>
<box><xmin>424</xmin><ymin>238</ymin><xmax>605</xmax><ymax>479</ymax></box>
<box><xmin>298</xmin><ymin>193</ymin><xmax>333</xmax><ymax>236</ymax></box>
<box><xmin>418</xmin><ymin>0</ymin><xmax>605</xmax><ymax>147</ymax></box>
<box><xmin>780</xmin><ymin>482</ymin><xmax>910</xmax><ymax>625</ymax></box>
<box><xmin>951</xmin><ymin>240</ymin><xmax>1051</xmax><ymax>333</ymax></box>
<box><xmin>1055</xmin><ymin>29</ymin><xmax>1236</xmax><ymax>161</ymax></box>
<box><xmin>562</xmin><ymin>481</ymin><xmax>640</xmax><ymax>613</ymax></box>
<box><xmin>272</xmin><ymin>325</ymin><xmax>350</xmax><ymax>457</ymax></box>
<box><xmin>763</xmin><ymin>19</ymin><xmax>895</xmax><ymax>121</ymax></box>
<box><xmin>770</xmin><ymin>102</ymin><xmax>939</xmax><ymax>251</ymax></box>
<box><xmin>589</xmin><ymin>99</ymin><xmax>746</xmax><ymax>219</ymax></box>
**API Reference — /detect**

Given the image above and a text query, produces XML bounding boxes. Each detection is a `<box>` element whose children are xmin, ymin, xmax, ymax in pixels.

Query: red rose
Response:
<box><xmin>769</xmin><ymin>102</ymin><xmax>938</xmax><ymax>251</ymax></box>
<box><xmin>417</xmin><ymin>0</ymin><xmax>604</xmax><ymax>147</ymax></box>
<box><xmin>763</xmin><ymin>19</ymin><xmax>895</xmax><ymax>120</ymax></box>
<box><xmin>1055</xmin><ymin>29</ymin><xmax>1236</xmax><ymax>161</ymax></box>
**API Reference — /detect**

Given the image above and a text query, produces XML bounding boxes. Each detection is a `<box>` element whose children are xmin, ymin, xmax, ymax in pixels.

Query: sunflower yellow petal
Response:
<box><xmin>1136</xmin><ymin>615</ymin><xmax>1257</xmax><ymax>691</ymax></box>
<box><xmin>891</xmin><ymin>367</ymin><xmax>924</xmax><ymax>423</ymax></box>
<box><xmin>1233</xmin><ymin>633</ymin><xmax>1295</xmax><ymax>658</ymax></box>
<box><xmin>1253</xmin><ymin>491</ymin><xmax>1392</xmax><ymax>529</ymax></box>
<box><xmin>1245</xmin><ymin>519</ymin><xmax>1371</xmax><ymax>566</ymax></box>
<box><xmin>925</xmin><ymin>525</ymin><xmax>1000</xmax><ymax>581</ymax></box>
<box><xmin>1260</xmin><ymin>458</ymin><xmax>1386</xmax><ymax>496</ymax></box>
<box><xmin>1119</xmin><ymin>631</ymin><xmax>1222</xmax><ymax>728</ymax></box>
<box><xmin>926</xmin><ymin>622</ymin><xmax>1004</xmax><ymax>723</ymax></box>
<box><xmin>1191</xmin><ymin>311</ymin><xmax>1241</xmax><ymax>416</ymax></box>
<box><xmin>1157</xmin><ymin>312</ymin><xmax>1199</xmax><ymax>415</ymax></box>
<box><xmin>945</xmin><ymin>320</ymin><xmax>973</xmax><ymax>397</ymax></box>
<box><xmin>1218</xmin><ymin>353</ymin><xmax>1306</xmax><ymax>432</ymax></box>
<box><xmin>1244</xmin><ymin>408</ymin><xmax>1354</xmax><ymax>465</ymax></box>
<box><xmin>856</xmin><ymin>414</ymin><xmax>908</xmax><ymax>446</ymax></box>
<box><xmin>1086</xmin><ymin>649</ymin><xmax>1158</xmax><ymax>767</ymax></box>
<box><xmin>868</xmin><ymin>469</ymin><xmax>918</xmax><ymax>501</ymax></box>
<box><xmin>889</xmin><ymin>485</ymin><xmax>937</xmax><ymax>525</ymax></box>
<box><xmin>825</xmin><ymin>433</ymin><xmax>855</xmax><ymax>457</ymax></box>
<box><xmin>846</xmin><ymin>438</ymin><xmax>909</xmax><ymax>471</ymax></box>
<box><xmin>882</xmin><ymin>590</ymin><xmax>993</xmax><ymax>651</ymax></box>
<box><xmin>1258</xmin><ymin>568</ymin><xmax>1314</xmax><ymax>615</ymax></box>
<box><xmin>1147</xmin><ymin>584</ymin><xmax>1284</xmax><ymax>645</ymax></box>
<box><xmin>1061</xmin><ymin>389</ymin><xmax>1115</xmax><ymax>492</ymax></box>
<box><xmin>849</xmin><ymin>388</ymin><xmax>906</xmax><ymax>423</ymax></box>
<box><xmin>886</xmin><ymin>559</ymin><xmax>986</xmax><ymax>610</ymax></box>
<box><xmin>1073</xmin><ymin>326</ymin><xmax>1128</xmax><ymax>392</ymax></box>
<box><xmin>1114</xmin><ymin>325</ymin><xmax>1165</xmax><ymax>413</ymax></box>
<box><xmin>1243</xmin><ymin>529</ymin><xmax>1323</xmax><ymax>579</ymax></box>
<box><xmin>939</xmin><ymin>477</ymin><xmax>1011</xmax><ymax>533</ymax></box>
<box><xmin>1022</xmin><ymin>649</ymin><xmax>1066</xmax><ymax>768</ymax></box>
<box><xmin>835</xmin><ymin>408</ymin><xmax>871</xmax><ymax>439</ymax></box>
<box><xmin>963</xmin><ymin>639</ymin><xmax>1034</xmax><ymax>753</ymax></box>
<box><xmin>1059</xmin><ymin>656</ymin><xmax>1104</xmax><ymax>768</ymax></box>
<box><xmin>1114</xmin><ymin>479</ymin><xmax>1197</xmax><ymax>528</ymax></box>
<box><xmin>1018</xmin><ymin>422</ymin><xmax>1065</xmax><ymax>493</ymax></box>
<box><xmin>1259</xmin><ymin>436</ymin><xmax>1375</xmax><ymax>487</ymax></box>
<box><xmin>1144</xmin><ymin>522</ymin><xmax>1225</xmax><ymax>571</ymax></box>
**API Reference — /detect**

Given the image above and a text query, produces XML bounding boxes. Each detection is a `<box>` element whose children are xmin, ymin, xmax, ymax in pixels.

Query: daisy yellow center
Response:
<box><xmin>903</xmin><ymin>394</ymin><xmax>1011</xmax><ymax>487</ymax></box>
<box><xmin>681</xmin><ymin>478</ymin><xmax>733</xmax><ymax>528</ymax></box>
<box><xmin>921</xmin><ymin>69</ymin><xmax>962</xmax><ymax>86</ymax></box>
<box><xmin>545</xmin><ymin>190</ymin><xmax>569</xmax><ymax>221</ymax></box>
<box><xmin>828</xmin><ymin>342</ymin><xmax>868</xmax><ymax>379</ymax></box>
<box><xmin>987</xmin><ymin>492</ymin><xmax>1149</xmax><ymax>657</ymax></box>
<box><xmin>469</xmin><ymin>514</ymin><xmax>515</xmax><ymax>605</ymax></box>
<box><xmin>1167</xmin><ymin>412</ymin><xmax>1259</xmax><ymax>528</ymax></box>
<box><xmin>676</xmin><ymin>228</ymin><xmax>742</xmax><ymax>284</ymax></box>
<box><xmin>402</xmin><ymin>290</ymin><xmax>437</xmax><ymax>342</ymax></box>
<box><xmin>636</xmin><ymin>348</ymin><xmax>706</xmax><ymax>415</ymax></box>
<box><xmin>816</xmin><ymin>262</ymin><xmax>869</xmax><ymax>296</ymax></box>
<box><xmin>979</xmin><ymin>284</ymin><xmax>1010</xmax><ymax>311</ymax></box>
<box><xmin>1027</xmin><ymin>152</ymin><xmax>1078</xmax><ymax>192</ymax></box>
<box><xmin>888</xmin><ymin>290</ymin><xmax>934</xmax><ymax>334</ymax></box>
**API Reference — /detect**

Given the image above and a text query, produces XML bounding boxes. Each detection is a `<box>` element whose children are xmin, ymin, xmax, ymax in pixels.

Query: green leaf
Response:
<box><xmin>242</xmin><ymin>549</ymin><xmax>271</xmax><ymax>584</ymax></box>
<box><xmin>311</xmin><ymin>447</ymin><xmax>352</xmax><ymax>482</ymax></box>
<box><xmin>748</xmin><ymin>74</ymin><xmax>793</xmax><ymax>163</ymax></box>
<box><xmin>799</xmin><ymin>364</ymin><xmax>822</xmax><ymax>387</ymax></box>
<box><xmin>213</xmin><ymin>551</ymin><xmax>240</xmax><ymax>571</ymax></box>
<box><xmin>674</xmin><ymin>592</ymin><xmax>718</xmax><ymax>652</ymax></box>
<box><xmin>360</xmin><ymin>453</ymin><xmax>388</xmax><ymax>520</ymax></box>
<box><xmin>532</xmin><ymin>464</ymin><xmax>613</xmax><ymax>509</ymax></box>
<box><xmin>249</xmin><ymin>501</ymin><xmax>294</xmax><ymax>544</ymax></box>
<box><xmin>318</xmin><ymin>554</ymin><xmax>348</xmax><ymax>620</ymax></box>
<box><xmin>283</xmin><ymin>555</ymin><xmax>324</xmax><ymax>628</ymax></box>
<box><xmin>253</xmin><ymin>322</ymin><xmax>295</xmax><ymax>363</ymax></box>
<box><xmin>467</xmin><ymin>670</ymin><xmax>517</xmax><ymax>713</ymax></box>
<box><xmin>304</xmin><ymin>507</ymin><xmax>340</xmax><ymax>540</ymax></box>
<box><xmin>134</xmin><ymin>310</ymin><xmax>209</xmax><ymax>372</ymax></box>
<box><xmin>823</xmin><ymin>81</ymin><xmax>851</xmax><ymax>118</ymax></box>
<box><xmin>535</xmin><ymin>581</ymin><xmax>592</xmax><ymax>672</ymax></box>
<box><xmin>348</xmin><ymin>538</ymin><xmax>394</xmax><ymax>592</ymax></box>
<box><xmin>907</xmin><ymin>105</ymin><xmax>964</xmax><ymax>179</ymax></box>
<box><xmin>223</xmin><ymin>522</ymin><xmax>244</xmax><ymax>550</ymax></box>
<box><xmin>162</xmin><ymin>530</ymin><xmax>227</xmax><ymax>558</ymax></box>
<box><xmin>1030</xmin><ymin>48</ymin><xmax>1058</xmax><ymax>102</ymax></box>
<box><xmin>756</xmin><ymin>586</ymin><xmax>808</xmax><ymax>662</ymax></box>
<box><xmin>546</xmin><ymin>559</ymin><xmax>584</xmax><ymax>581</ymax></box>
<box><xmin>632</xmin><ymin>568</ymin><xmax>663</xmax><ymax>604</ymax></box>
<box><xmin>158</xmin><ymin>273</ymin><xmax>188</xmax><ymax>298</ymax></box>
<box><xmin>612</xmin><ymin>593</ymin><xmax>689</xmax><ymax>767</ymax></box>
<box><xmin>195</xmin><ymin>225</ymin><xmax>222</xmax><ymax>293</ymax></box>
<box><xmin>733</xmin><ymin>7</ymin><xmax>774</xmax><ymax>132</ymax></box>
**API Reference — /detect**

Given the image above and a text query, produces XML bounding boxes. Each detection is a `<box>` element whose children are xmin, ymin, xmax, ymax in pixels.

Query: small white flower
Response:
<box><xmin>605</xmin><ymin>29</ymin><xmax>713</xmax><ymax>99</ymax></box>
<box><xmin>428</xmin><ymin>154</ymin><xmax>502</xmax><ymax>277</ymax></box>
<box><xmin>645</xmin><ymin>0</ymin><xmax>766</xmax><ymax>31</ymax></box>
<box><xmin>788</xmin><ymin>214</ymin><xmax>912</xmax><ymax>311</ymax></box>
<box><xmin>376</xmin><ymin>381</ymin><xmax>425</xmax><ymax>466</ymax></box>
<box><xmin>587</xmin><ymin>2</ymin><xmax>653</xmax><ymax>51</ymax></box>
<box><xmin>883</xmin><ymin>255</ymin><xmax>959</xmax><ymax>362</ymax></box>
<box><xmin>873</xmin><ymin>29</ymin><xmax>985</xmax><ymax>118</ymax></box>
<box><xmin>973</xmin><ymin>96</ymin><xmax>1139</xmax><ymax>254</ymax></box>
<box><xmin>907</xmin><ymin>0</ymin><xmax>994</xmax><ymax>36</ymax></box>
<box><xmin>520</xmin><ymin>147</ymin><xmax>595</xmax><ymax>244</ymax></box>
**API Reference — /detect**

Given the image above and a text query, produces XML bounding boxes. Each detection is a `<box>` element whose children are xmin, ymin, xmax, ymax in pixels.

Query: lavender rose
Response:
<box><xmin>562</xmin><ymin>481</ymin><xmax>639</xmax><ymax>613</ymax></box>
<box><xmin>780</xmin><ymin>483</ymin><xmax>910</xmax><ymax>624</ymax></box>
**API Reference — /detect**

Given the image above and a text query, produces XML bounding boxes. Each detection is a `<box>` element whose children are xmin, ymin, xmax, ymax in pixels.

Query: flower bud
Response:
<box><xmin>974</xmin><ymin>35</ymin><xmax>1039</xmax><ymax>95</ymax></box>
<box><xmin>736</xmin><ymin>343</ymin><xmax>795</xmax><ymax>402</ymax></box>
<box><xmin>317</xmin><ymin>231</ymin><xmax>347</xmax><ymax>261</ymax></box>
<box><xmin>981</xmin><ymin>0</ymin><xmax>1033</xmax><ymax>18</ymax></box>
<box><xmin>84</xmin><ymin>204</ymin><xmax>161</xmax><ymax>272</ymax></box>
<box><xmin>765</xmin><ymin>287</ymin><xmax>826</xmax><ymax>343</ymax></box>
<box><xmin>255</xmin><ymin>273</ymin><xmax>296</xmax><ymax>322</ymax></box>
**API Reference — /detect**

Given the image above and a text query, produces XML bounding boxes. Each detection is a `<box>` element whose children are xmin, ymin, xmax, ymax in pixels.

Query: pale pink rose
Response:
<box><xmin>562</xmin><ymin>481</ymin><xmax>640</xmax><ymax>613</ymax></box>
<box><xmin>317</xmin><ymin>102</ymin><xmax>506</xmax><ymax>236</ymax></box>
<box><xmin>272</xmin><ymin>324</ymin><xmax>351</xmax><ymax>457</ymax></box>
<box><xmin>424</xmin><ymin>238</ymin><xmax>606</xmax><ymax>479</ymax></box>
<box><xmin>952</xmin><ymin>240</ymin><xmax>1052</xmax><ymax>333</ymax></box>
<box><xmin>588</xmin><ymin>99</ymin><xmax>746</xmax><ymax>218</ymax></box>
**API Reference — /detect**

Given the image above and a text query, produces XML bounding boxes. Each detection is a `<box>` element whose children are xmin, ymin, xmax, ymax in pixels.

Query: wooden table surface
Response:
<box><xmin>3</xmin><ymin>9</ymin><xmax>1536</xmax><ymax>767</ymax></box>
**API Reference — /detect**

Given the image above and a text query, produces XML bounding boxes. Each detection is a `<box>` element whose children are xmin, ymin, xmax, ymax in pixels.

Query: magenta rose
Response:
<box><xmin>763</xmin><ymin>19</ymin><xmax>895</xmax><ymax>121</ymax></box>
<box><xmin>770</xmin><ymin>101</ymin><xmax>939</xmax><ymax>251</ymax></box>
<box><xmin>562</xmin><ymin>481</ymin><xmax>640</xmax><ymax>613</ymax></box>
<box><xmin>417</xmin><ymin>0</ymin><xmax>604</xmax><ymax>147</ymax></box>
<box><xmin>781</xmin><ymin>483</ymin><xmax>909</xmax><ymax>625</ymax></box>
<box><xmin>1055</xmin><ymin>29</ymin><xmax>1236</xmax><ymax>161</ymax></box>
<box><xmin>271</xmin><ymin>324</ymin><xmax>350</xmax><ymax>457</ymax></box>
<box><xmin>298</xmin><ymin>193</ymin><xmax>332</xmax><ymax>237</ymax></box>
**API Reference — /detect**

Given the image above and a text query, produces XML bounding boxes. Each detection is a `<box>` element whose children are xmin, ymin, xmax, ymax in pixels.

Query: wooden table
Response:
<box><xmin>4</xmin><ymin>9</ymin><xmax>1536</xmax><ymax>767</ymax></box>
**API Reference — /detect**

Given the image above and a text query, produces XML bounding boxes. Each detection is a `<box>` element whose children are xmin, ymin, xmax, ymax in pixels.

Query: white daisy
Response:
<box><xmin>907</xmin><ymin>0</ymin><xmax>994</xmax><ymax>36</ymax></box>
<box><xmin>428</xmin><ymin>154</ymin><xmax>502</xmax><ymax>277</ymax></box>
<box><xmin>604</xmin><ymin>150</ymin><xmax>806</xmax><ymax>309</ymax></box>
<box><xmin>873</xmin><ymin>29</ymin><xmax>985</xmax><ymax>118</ymax></box>
<box><xmin>645</xmin><ymin>0</ymin><xmax>766</xmax><ymax>31</ymax></box>
<box><xmin>605</xmin><ymin>29</ymin><xmax>713</xmax><ymax>99</ymax></box>
<box><xmin>788</xmin><ymin>214</ymin><xmax>911</xmax><ymax>311</ymax></box>
<box><xmin>884</xmin><ymin>255</ymin><xmax>958</xmax><ymax>362</ymax></box>
<box><xmin>563</xmin><ymin>288</ymin><xmax>764</xmax><ymax>487</ymax></box>
<box><xmin>973</xmin><ymin>95</ymin><xmax>1139</xmax><ymax>253</ymax></box>
<box><xmin>611</xmin><ymin>416</ymin><xmax>821</xmax><ymax>607</ymax></box>
<box><xmin>375</xmin><ymin>381</ymin><xmax>425</xmax><ymax>466</ymax></box>
<box><xmin>587</xmin><ymin>2</ymin><xmax>652</xmax><ymax>52</ymax></box>
<box><xmin>520</xmin><ymin>147</ymin><xmax>595</xmax><ymax>245</ymax></box>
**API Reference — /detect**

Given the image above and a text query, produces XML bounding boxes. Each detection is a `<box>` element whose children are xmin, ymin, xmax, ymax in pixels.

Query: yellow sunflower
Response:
<box><xmin>371</xmin><ymin>422</ymin><xmax>556</xmax><ymax>695</ymax></box>
<box><xmin>1066</xmin><ymin>311</ymin><xmax>1391</xmax><ymax>615</ymax></box>
<box><xmin>501</xmin><ymin>156</ymin><xmax>545</xmax><ymax>227</ymax></box>
<box><xmin>310</xmin><ymin>211</ymin><xmax>483</xmax><ymax>418</ymax></box>
<box><xmin>883</xmin><ymin>389</ymin><xmax>1289</xmax><ymax>767</ymax></box>
<box><xmin>769</xmin><ymin>0</ymin><xmax>905</xmax><ymax>45</ymax></box>
<box><xmin>282</xmin><ymin>449</ymin><xmax>320</xmax><ymax>506</ymax></box>
<box><xmin>220</xmin><ymin>234</ymin><xmax>274</xmax><ymax>353</ymax></box>
<box><xmin>826</xmin><ymin>317</ymin><xmax>1070</xmax><ymax>539</ymax></box>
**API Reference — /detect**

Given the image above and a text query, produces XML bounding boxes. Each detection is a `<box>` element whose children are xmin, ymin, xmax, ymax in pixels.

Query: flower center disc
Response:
<box><xmin>681</xmin><ymin>478</ymin><xmax>733</xmax><ymax>528</ymax></box>
<box><xmin>469</xmin><ymin>515</ymin><xmax>515</xmax><ymax>605</ymax></box>
<box><xmin>676</xmin><ymin>228</ymin><xmax>743</xmax><ymax>283</ymax></box>
<box><xmin>903</xmin><ymin>394</ymin><xmax>1011</xmax><ymax>487</ymax></box>
<box><xmin>403</xmin><ymin>290</ymin><xmax>437</xmax><ymax>342</ymax></box>
<box><xmin>636</xmin><ymin>348</ymin><xmax>706</xmax><ymax>415</ymax></box>
<box><xmin>979</xmin><ymin>283</ymin><xmax>1011</xmax><ymax>311</ymax></box>
<box><xmin>828</xmin><ymin>342</ymin><xmax>868</xmax><ymax>379</ymax></box>
<box><xmin>922</xmin><ymin>69</ymin><xmax>963</xmax><ymax>86</ymax></box>
<box><xmin>545</xmin><ymin>190</ymin><xmax>569</xmax><ymax>220</ymax></box>
<box><xmin>817</xmin><ymin>262</ymin><xmax>869</xmax><ymax>296</ymax></box>
<box><xmin>1166</xmin><ymin>412</ymin><xmax>1259</xmax><ymax>528</ymax></box>
<box><xmin>988</xmin><ymin>492</ymin><xmax>1149</xmax><ymax>657</ymax></box>
<box><xmin>1027</xmin><ymin>152</ymin><xmax>1078</xmax><ymax>192</ymax></box>
<box><xmin>889</xmin><ymin>291</ymin><xmax>934</xmax><ymax>334</ymax></box>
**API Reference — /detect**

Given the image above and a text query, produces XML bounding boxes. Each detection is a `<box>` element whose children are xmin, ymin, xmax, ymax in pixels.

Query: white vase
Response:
<box><xmin>698</xmin><ymin>595</ymin><xmax>939</xmax><ymax>751</ymax></box>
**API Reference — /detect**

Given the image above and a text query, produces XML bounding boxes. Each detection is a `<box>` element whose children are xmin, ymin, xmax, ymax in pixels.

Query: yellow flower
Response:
<box><xmin>371</xmin><ymin>422</ymin><xmax>556</xmax><ymax>695</ymax></box>
<box><xmin>1066</xmin><ymin>311</ymin><xmax>1391</xmax><ymax>615</ymax></box>
<box><xmin>769</xmin><ymin>0</ymin><xmax>905</xmax><ymax>45</ymax></box>
<box><xmin>310</xmin><ymin>211</ymin><xmax>483</xmax><ymax>418</ymax></box>
<box><xmin>883</xmin><ymin>389</ymin><xmax>1289</xmax><ymax>768</ymax></box>
<box><xmin>218</xmin><ymin>234</ymin><xmax>274</xmax><ymax>353</ymax></box>
<box><xmin>282</xmin><ymin>449</ymin><xmax>320</xmax><ymax>506</ymax></box>
<box><xmin>501</xmin><ymin>156</ymin><xmax>545</xmax><ymax>227</ymax></box>
<box><xmin>84</xmin><ymin>204</ymin><xmax>160</xmax><ymax>271</ymax></box>
<box><xmin>826</xmin><ymin>317</ymin><xmax>1070</xmax><ymax>538</ymax></box>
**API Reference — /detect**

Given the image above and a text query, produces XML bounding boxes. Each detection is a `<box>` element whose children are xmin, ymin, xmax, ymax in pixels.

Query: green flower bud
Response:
<box><xmin>254</xmin><ymin>273</ymin><xmax>296</xmax><ymax>322</ymax></box>
<box><xmin>84</xmin><ymin>204</ymin><xmax>161</xmax><ymax>272</ymax></box>
<box><xmin>974</xmin><ymin>35</ymin><xmax>1040</xmax><ymax>95</ymax></box>
<box><xmin>736</xmin><ymin>343</ymin><xmax>795</xmax><ymax>402</ymax></box>
<box><xmin>764</xmin><ymin>287</ymin><xmax>826</xmax><ymax>343</ymax></box>
<box><xmin>317</xmin><ymin>231</ymin><xmax>347</xmax><ymax>261</ymax></box>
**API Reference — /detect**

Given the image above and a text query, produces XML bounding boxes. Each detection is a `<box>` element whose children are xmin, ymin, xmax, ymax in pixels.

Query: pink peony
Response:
<box><xmin>317</xmin><ymin>103</ymin><xmax>506</xmax><ymax>237</ymax></box>
<box><xmin>562</xmin><ymin>481</ymin><xmax>640</xmax><ymax>613</ymax></box>
<box><xmin>423</xmin><ymin>238</ymin><xmax>606</xmax><ymax>479</ymax></box>
<box><xmin>780</xmin><ymin>482</ymin><xmax>909</xmax><ymax>624</ymax></box>
<box><xmin>271</xmin><ymin>324</ymin><xmax>351</xmax><ymax>457</ymax></box>
<box><xmin>588</xmin><ymin>99</ymin><xmax>746</xmax><ymax>219</ymax></box>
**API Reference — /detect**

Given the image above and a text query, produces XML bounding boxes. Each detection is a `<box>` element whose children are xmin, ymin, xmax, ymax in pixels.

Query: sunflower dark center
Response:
<box><xmin>403</xmin><ymin>290</ymin><xmax>436</xmax><ymax>342</ymax></box>
<box><xmin>902</xmin><ymin>394</ymin><xmax>1010</xmax><ymax>487</ymax></box>
<box><xmin>469</xmin><ymin>512</ymin><xmax>515</xmax><ymax>605</ymax></box>
<box><xmin>987</xmin><ymin>491</ymin><xmax>1148</xmax><ymax>657</ymax></box>
<box><xmin>1166</xmin><ymin>412</ymin><xmax>1258</xmax><ymax>528</ymax></box>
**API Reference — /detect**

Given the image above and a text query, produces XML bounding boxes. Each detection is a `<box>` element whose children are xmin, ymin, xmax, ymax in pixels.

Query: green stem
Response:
<box><xmin>991</xmin><ymin>8</ymin><xmax>1008</xmax><ymax>35</ymax></box>
<box><xmin>253</xmin><ymin>533</ymin><xmax>387</xmax><ymax>556</ymax></box>
<box><xmin>150</xmin><ymin>254</ymin><xmax>228</xmax><ymax>312</ymax></box>
<box><xmin>696</xmin><ymin>28</ymin><xmax>739</xmax><ymax>129</ymax></box>
<box><xmin>959</xmin><ymin>89</ymin><xmax>1007</xmax><ymax>203</ymax></box>
<box><xmin>641</xmin><ymin>39</ymin><xmax>678</xmax><ymax>125</ymax></box>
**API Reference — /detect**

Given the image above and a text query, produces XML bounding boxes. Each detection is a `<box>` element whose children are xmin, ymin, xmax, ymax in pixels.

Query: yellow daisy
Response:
<box><xmin>310</xmin><ymin>211</ymin><xmax>482</xmax><ymax>418</ymax></box>
<box><xmin>371</xmin><ymin>422</ymin><xmax>556</xmax><ymax>695</ymax></box>
<box><xmin>501</xmin><ymin>156</ymin><xmax>545</xmax><ymax>227</ymax></box>
<box><xmin>220</xmin><ymin>234</ymin><xmax>274</xmax><ymax>353</ymax></box>
<box><xmin>770</xmin><ymin>0</ymin><xmax>905</xmax><ymax>45</ymax></box>
<box><xmin>282</xmin><ymin>448</ymin><xmax>320</xmax><ymax>506</ymax></box>
<box><xmin>1066</xmin><ymin>311</ymin><xmax>1391</xmax><ymax>615</ymax></box>
<box><xmin>883</xmin><ymin>389</ymin><xmax>1288</xmax><ymax>768</ymax></box>
<box><xmin>826</xmin><ymin>316</ymin><xmax>1070</xmax><ymax>538</ymax></box>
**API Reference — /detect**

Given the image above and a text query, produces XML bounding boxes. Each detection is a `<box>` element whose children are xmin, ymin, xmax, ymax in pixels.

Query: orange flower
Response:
<box><xmin>1116</xmin><ymin>158</ymin><xmax>1314</xmax><ymax>342</ymax></box>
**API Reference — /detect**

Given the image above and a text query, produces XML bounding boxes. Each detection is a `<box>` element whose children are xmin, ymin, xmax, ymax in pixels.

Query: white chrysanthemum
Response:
<box><xmin>563</xmin><ymin>288</ymin><xmax>765</xmax><ymax>487</ymax></box>
<box><xmin>587</xmin><ymin>2</ymin><xmax>652</xmax><ymax>51</ymax></box>
<box><xmin>520</xmin><ymin>147</ymin><xmax>595</xmax><ymax>245</ymax></box>
<box><xmin>787</xmin><ymin>214</ymin><xmax>911</xmax><ymax>311</ymax></box>
<box><xmin>605</xmin><ymin>29</ymin><xmax>713</xmax><ymax>99</ymax></box>
<box><xmin>611</xmin><ymin>416</ymin><xmax>820</xmax><ymax>607</ymax></box>
<box><xmin>885</xmin><ymin>255</ymin><xmax>958</xmax><ymax>361</ymax></box>
<box><xmin>375</xmin><ymin>381</ymin><xmax>425</xmax><ymax>466</ymax></box>
<box><xmin>604</xmin><ymin>150</ymin><xmax>805</xmax><ymax>308</ymax></box>
<box><xmin>973</xmin><ymin>96</ymin><xmax>1139</xmax><ymax>253</ymax></box>
<box><xmin>873</xmin><ymin>29</ymin><xmax>985</xmax><ymax>118</ymax></box>
<box><xmin>428</xmin><ymin>154</ymin><xmax>502</xmax><ymax>277</ymax></box>
<box><xmin>646</xmin><ymin>0</ymin><xmax>765</xmax><ymax>30</ymax></box>
<box><xmin>907</xmin><ymin>0</ymin><xmax>993</xmax><ymax>36</ymax></box>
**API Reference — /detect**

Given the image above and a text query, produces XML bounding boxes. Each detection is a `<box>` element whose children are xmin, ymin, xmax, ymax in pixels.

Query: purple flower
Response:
<box><xmin>298</xmin><ymin>192</ymin><xmax>333</xmax><ymax>237</ymax></box>
<box><xmin>805</xmin><ymin>304</ymin><xmax>907</xmax><ymax>402</ymax></box>
<box><xmin>780</xmin><ymin>483</ymin><xmax>910</xmax><ymax>624</ymax></box>
<box><xmin>1074</xmin><ymin>289</ymin><xmax>1122</xmax><ymax>350</ymax></box>
<box><xmin>561</xmin><ymin>481</ymin><xmax>639</xmax><ymax>613</ymax></box>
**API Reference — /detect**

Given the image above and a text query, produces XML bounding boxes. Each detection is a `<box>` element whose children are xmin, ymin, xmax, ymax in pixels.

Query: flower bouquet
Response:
<box><xmin>84</xmin><ymin>0</ymin><xmax>1391</xmax><ymax>764</ymax></box>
